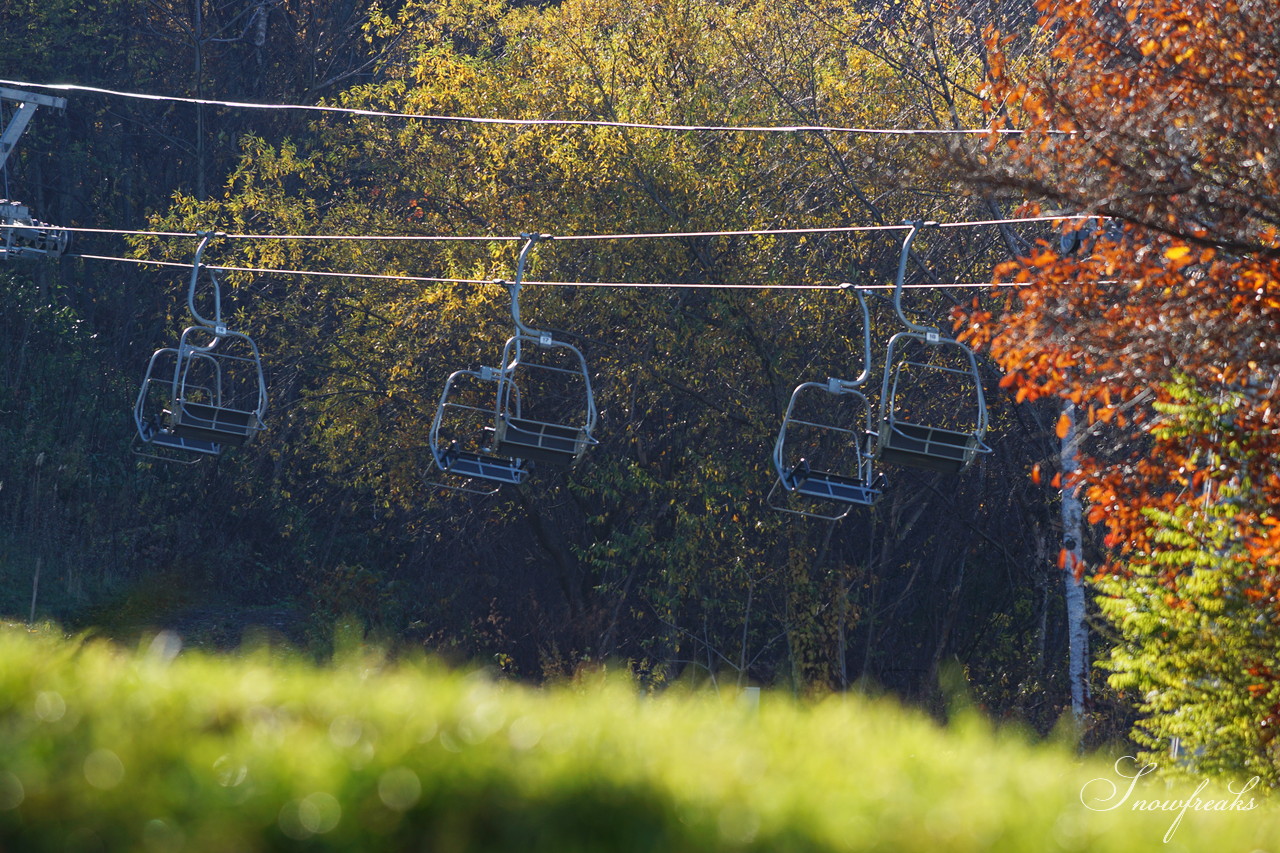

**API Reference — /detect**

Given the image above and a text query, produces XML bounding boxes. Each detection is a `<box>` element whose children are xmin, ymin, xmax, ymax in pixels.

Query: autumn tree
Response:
<box><xmin>960</xmin><ymin>0</ymin><xmax>1280</xmax><ymax>774</ymax></box>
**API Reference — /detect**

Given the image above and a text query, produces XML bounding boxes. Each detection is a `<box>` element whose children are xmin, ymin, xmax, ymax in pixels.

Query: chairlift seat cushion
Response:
<box><xmin>878</xmin><ymin>421</ymin><xmax>977</xmax><ymax>474</ymax></box>
<box><xmin>171</xmin><ymin>402</ymin><xmax>260</xmax><ymax>446</ymax></box>
<box><xmin>495</xmin><ymin>417</ymin><xmax>584</xmax><ymax>467</ymax></box>
<box><xmin>443</xmin><ymin>448</ymin><xmax>527</xmax><ymax>485</ymax></box>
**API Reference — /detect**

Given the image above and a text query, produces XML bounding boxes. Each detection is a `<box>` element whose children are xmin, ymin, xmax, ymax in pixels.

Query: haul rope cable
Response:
<box><xmin>69</xmin><ymin>251</ymin><xmax>1030</xmax><ymax>289</ymax></box>
<box><xmin>9</xmin><ymin>213</ymin><xmax>1099</xmax><ymax>244</ymax></box>
<box><xmin>0</xmin><ymin>78</ymin><xmax>1065</xmax><ymax>136</ymax></box>
<box><xmin>50</xmin><ymin>212</ymin><xmax>1101</xmax><ymax>287</ymax></box>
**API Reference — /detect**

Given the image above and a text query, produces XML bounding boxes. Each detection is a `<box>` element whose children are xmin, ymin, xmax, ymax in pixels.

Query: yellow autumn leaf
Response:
<box><xmin>1164</xmin><ymin>246</ymin><xmax>1192</xmax><ymax>261</ymax></box>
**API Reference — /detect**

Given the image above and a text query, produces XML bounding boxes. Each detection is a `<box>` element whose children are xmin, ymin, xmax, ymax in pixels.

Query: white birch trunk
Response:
<box><xmin>1060</xmin><ymin>403</ymin><xmax>1090</xmax><ymax>723</ymax></box>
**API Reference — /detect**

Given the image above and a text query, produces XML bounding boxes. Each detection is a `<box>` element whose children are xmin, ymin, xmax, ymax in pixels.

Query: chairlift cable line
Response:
<box><xmin>8</xmin><ymin>213</ymin><xmax>1100</xmax><ymax>244</ymax></box>
<box><xmin>69</xmin><ymin>251</ymin><xmax>845</xmax><ymax>287</ymax></box>
<box><xmin>67</xmin><ymin>251</ymin><xmax>1031</xmax><ymax>289</ymax></box>
<box><xmin>0</xmin><ymin>78</ymin><xmax>1067</xmax><ymax>137</ymax></box>
<box><xmin>70</xmin><ymin>252</ymin><xmax>494</xmax><ymax>286</ymax></box>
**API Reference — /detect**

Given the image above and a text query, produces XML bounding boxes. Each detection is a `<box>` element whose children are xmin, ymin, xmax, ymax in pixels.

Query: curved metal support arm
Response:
<box><xmin>507</xmin><ymin>233</ymin><xmax>552</xmax><ymax>340</ymax></box>
<box><xmin>892</xmin><ymin>220</ymin><xmax>939</xmax><ymax>337</ymax></box>
<box><xmin>833</xmin><ymin>286</ymin><xmax>874</xmax><ymax>389</ymax></box>
<box><xmin>188</xmin><ymin>231</ymin><xmax>227</xmax><ymax>332</ymax></box>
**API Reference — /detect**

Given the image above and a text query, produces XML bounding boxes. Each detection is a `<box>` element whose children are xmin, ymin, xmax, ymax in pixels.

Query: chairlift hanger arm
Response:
<box><xmin>188</xmin><ymin>230</ymin><xmax>228</xmax><ymax>331</ymax></box>
<box><xmin>505</xmin><ymin>232</ymin><xmax>553</xmax><ymax>340</ymax></box>
<box><xmin>892</xmin><ymin>219</ymin><xmax>941</xmax><ymax>338</ymax></box>
<box><xmin>833</xmin><ymin>285</ymin><xmax>874</xmax><ymax>389</ymax></box>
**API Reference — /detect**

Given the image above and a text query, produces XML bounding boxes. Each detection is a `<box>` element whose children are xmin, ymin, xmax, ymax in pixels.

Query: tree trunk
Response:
<box><xmin>1060</xmin><ymin>403</ymin><xmax>1090</xmax><ymax>725</ymax></box>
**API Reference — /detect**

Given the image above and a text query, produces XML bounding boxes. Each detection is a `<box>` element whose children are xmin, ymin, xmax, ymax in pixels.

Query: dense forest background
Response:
<box><xmin>0</xmin><ymin>0</ymin><xmax>1095</xmax><ymax>734</ymax></box>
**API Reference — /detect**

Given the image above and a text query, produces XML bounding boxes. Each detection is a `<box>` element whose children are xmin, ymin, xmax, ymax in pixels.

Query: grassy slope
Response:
<box><xmin>0</xmin><ymin>624</ymin><xmax>1274</xmax><ymax>852</ymax></box>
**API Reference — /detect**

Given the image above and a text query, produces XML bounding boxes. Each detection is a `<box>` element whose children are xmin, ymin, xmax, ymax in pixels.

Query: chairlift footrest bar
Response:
<box><xmin>147</xmin><ymin>430</ymin><xmax>222</xmax><ymax>456</ymax></box>
<box><xmin>137</xmin><ymin>417</ymin><xmax>223</xmax><ymax>456</ymax></box>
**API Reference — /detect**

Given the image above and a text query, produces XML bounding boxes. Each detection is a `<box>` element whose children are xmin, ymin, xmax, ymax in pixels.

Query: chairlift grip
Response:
<box><xmin>506</xmin><ymin>233</ymin><xmax>560</xmax><ymax>368</ymax></box>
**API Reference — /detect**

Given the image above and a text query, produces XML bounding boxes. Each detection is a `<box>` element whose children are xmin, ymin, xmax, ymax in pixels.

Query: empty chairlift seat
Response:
<box><xmin>168</xmin><ymin>399</ymin><xmax>261</xmax><ymax>446</ymax></box>
<box><xmin>783</xmin><ymin>459</ymin><xmax>884</xmax><ymax>506</ymax></box>
<box><xmin>769</xmin><ymin>288</ymin><xmax>885</xmax><ymax>521</ymax></box>
<box><xmin>875</xmin><ymin>343</ymin><xmax>991</xmax><ymax>475</ymax></box>
<box><xmin>871</xmin><ymin>220</ymin><xmax>992</xmax><ymax>475</ymax></box>
<box><xmin>769</xmin><ymin>378</ymin><xmax>884</xmax><ymax>521</ymax></box>
<box><xmin>132</xmin><ymin>233</ymin><xmax>269</xmax><ymax>463</ymax></box>
<box><xmin>493</xmin><ymin>329</ymin><xmax>596</xmax><ymax>468</ymax></box>
<box><xmin>875</xmin><ymin>420</ymin><xmax>983</xmax><ymax>474</ymax></box>
<box><xmin>494</xmin><ymin>415</ymin><xmax>587</xmax><ymax>467</ymax></box>
<box><xmin>430</xmin><ymin>367</ymin><xmax>530</xmax><ymax>491</ymax></box>
<box><xmin>438</xmin><ymin>443</ymin><xmax>528</xmax><ymax>485</ymax></box>
<box><xmin>163</xmin><ymin>325</ymin><xmax>268</xmax><ymax>447</ymax></box>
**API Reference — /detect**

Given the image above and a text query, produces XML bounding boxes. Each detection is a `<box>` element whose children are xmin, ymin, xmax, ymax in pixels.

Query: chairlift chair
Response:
<box><xmin>427</xmin><ymin>233</ymin><xmax>597</xmax><ymax>489</ymax></box>
<box><xmin>164</xmin><ymin>324</ymin><xmax>268</xmax><ymax>446</ymax></box>
<box><xmin>132</xmin><ymin>233</ymin><xmax>268</xmax><ymax>461</ymax></box>
<box><xmin>769</xmin><ymin>289</ymin><xmax>884</xmax><ymax>520</ymax></box>
<box><xmin>132</xmin><ymin>346</ymin><xmax>223</xmax><ymax>464</ymax></box>
<box><xmin>492</xmin><ymin>234</ymin><xmax>598</xmax><ymax>467</ymax></box>
<box><xmin>429</xmin><ymin>365</ymin><xmax>529</xmax><ymax>493</ymax></box>
<box><xmin>872</xmin><ymin>221</ymin><xmax>991</xmax><ymax>474</ymax></box>
<box><xmin>494</xmin><ymin>328</ymin><xmax>597</xmax><ymax>467</ymax></box>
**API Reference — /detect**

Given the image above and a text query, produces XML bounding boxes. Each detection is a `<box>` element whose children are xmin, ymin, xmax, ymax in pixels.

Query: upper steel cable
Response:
<box><xmin>0</xmin><ymin>78</ymin><xmax>1067</xmax><ymax>137</ymax></box>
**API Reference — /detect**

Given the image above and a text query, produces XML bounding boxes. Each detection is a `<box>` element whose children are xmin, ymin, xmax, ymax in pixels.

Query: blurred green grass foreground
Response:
<box><xmin>0</xmin><ymin>623</ymin><xmax>1275</xmax><ymax>852</ymax></box>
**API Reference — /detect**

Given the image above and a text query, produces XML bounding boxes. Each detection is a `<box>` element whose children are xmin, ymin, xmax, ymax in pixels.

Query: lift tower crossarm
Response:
<box><xmin>0</xmin><ymin>87</ymin><xmax>67</xmax><ymax>173</ymax></box>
